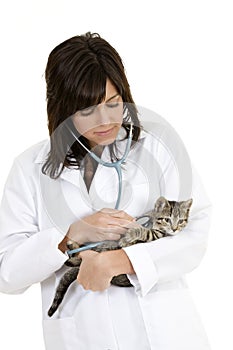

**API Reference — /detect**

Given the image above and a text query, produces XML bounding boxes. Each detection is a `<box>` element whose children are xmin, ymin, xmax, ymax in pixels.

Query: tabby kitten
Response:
<box><xmin>48</xmin><ymin>196</ymin><xmax>192</xmax><ymax>317</ymax></box>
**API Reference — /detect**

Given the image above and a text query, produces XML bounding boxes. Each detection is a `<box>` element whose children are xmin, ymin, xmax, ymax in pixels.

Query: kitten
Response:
<box><xmin>48</xmin><ymin>196</ymin><xmax>192</xmax><ymax>317</ymax></box>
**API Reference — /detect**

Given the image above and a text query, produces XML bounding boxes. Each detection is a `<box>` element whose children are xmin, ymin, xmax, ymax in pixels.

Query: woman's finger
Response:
<box><xmin>100</xmin><ymin>208</ymin><xmax>134</xmax><ymax>221</ymax></box>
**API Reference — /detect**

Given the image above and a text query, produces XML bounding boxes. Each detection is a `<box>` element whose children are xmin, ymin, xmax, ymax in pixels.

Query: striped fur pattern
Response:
<box><xmin>48</xmin><ymin>197</ymin><xmax>192</xmax><ymax>317</ymax></box>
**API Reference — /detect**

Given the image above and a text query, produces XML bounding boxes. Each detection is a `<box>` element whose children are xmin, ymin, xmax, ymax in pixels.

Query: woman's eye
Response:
<box><xmin>80</xmin><ymin>107</ymin><xmax>95</xmax><ymax>116</ymax></box>
<box><xmin>106</xmin><ymin>102</ymin><xmax>119</xmax><ymax>108</ymax></box>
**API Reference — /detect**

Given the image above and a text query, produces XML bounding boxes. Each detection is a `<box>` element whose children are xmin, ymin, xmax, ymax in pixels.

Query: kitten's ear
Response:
<box><xmin>154</xmin><ymin>196</ymin><xmax>169</xmax><ymax>212</ymax></box>
<box><xmin>181</xmin><ymin>198</ymin><xmax>193</xmax><ymax>210</ymax></box>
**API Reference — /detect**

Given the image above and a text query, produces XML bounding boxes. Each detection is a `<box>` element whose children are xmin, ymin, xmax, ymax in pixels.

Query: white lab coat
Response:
<box><xmin>0</xmin><ymin>125</ymin><xmax>211</xmax><ymax>350</ymax></box>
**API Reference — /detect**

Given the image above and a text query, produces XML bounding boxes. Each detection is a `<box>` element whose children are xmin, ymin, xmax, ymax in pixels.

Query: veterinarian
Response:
<box><xmin>0</xmin><ymin>32</ymin><xmax>211</xmax><ymax>350</ymax></box>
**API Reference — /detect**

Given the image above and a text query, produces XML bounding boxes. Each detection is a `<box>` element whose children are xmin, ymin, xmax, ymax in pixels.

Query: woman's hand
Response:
<box><xmin>58</xmin><ymin>208</ymin><xmax>134</xmax><ymax>253</ymax></box>
<box><xmin>69</xmin><ymin>208</ymin><xmax>134</xmax><ymax>243</ymax></box>
<box><xmin>77</xmin><ymin>249</ymin><xmax>135</xmax><ymax>291</ymax></box>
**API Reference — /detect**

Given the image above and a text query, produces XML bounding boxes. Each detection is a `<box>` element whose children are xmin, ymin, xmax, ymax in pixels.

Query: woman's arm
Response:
<box><xmin>0</xmin><ymin>160</ymin><xmax>68</xmax><ymax>294</ymax></box>
<box><xmin>76</xmin><ymin>249</ymin><xmax>135</xmax><ymax>291</ymax></box>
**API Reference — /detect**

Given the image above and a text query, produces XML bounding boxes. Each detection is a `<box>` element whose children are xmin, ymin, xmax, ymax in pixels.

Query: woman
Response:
<box><xmin>0</xmin><ymin>32</ymin><xmax>211</xmax><ymax>349</ymax></box>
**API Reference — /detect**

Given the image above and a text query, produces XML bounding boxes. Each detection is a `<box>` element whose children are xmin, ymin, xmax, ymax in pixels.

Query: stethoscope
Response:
<box><xmin>65</xmin><ymin>122</ymin><xmax>151</xmax><ymax>256</ymax></box>
<box><xmin>66</xmin><ymin>122</ymin><xmax>133</xmax><ymax>210</ymax></box>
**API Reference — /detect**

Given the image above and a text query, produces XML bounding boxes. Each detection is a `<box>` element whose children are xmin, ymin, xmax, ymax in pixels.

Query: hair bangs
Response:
<box><xmin>74</xmin><ymin>66</ymin><xmax>107</xmax><ymax>111</ymax></box>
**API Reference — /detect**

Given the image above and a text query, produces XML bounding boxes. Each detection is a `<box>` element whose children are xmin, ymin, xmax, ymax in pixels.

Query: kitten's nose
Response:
<box><xmin>172</xmin><ymin>226</ymin><xmax>178</xmax><ymax>232</ymax></box>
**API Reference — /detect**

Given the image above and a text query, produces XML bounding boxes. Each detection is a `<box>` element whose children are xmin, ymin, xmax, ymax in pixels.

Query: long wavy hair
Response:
<box><xmin>42</xmin><ymin>32</ymin><xmax>141</xmax><ymax>178</ymax></box>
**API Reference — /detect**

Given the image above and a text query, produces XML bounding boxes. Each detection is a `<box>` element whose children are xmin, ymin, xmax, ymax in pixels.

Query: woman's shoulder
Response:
<box><xmin>139</xmin><ymin>119</ymin><xmax>191</xmax><ymax>171</ymax></box>
<box><xmin>14</xmin><ymin>139</ymin><xmax>50</xmax><ymax>167</ymax></box>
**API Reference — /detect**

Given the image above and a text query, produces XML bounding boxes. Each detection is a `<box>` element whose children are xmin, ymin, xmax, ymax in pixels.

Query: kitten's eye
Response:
<box><xmin>179</xmin><ymin>219</ymin><xmax>186</xmax><ymax>224</ymax></box>
<box><xmin>164</xmin><ymin>218</ymin><xmax>171</xmax><ymax>224</ymax></box>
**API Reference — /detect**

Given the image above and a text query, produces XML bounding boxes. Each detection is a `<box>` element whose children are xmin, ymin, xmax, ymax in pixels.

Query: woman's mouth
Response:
<box><xmin>94</xmin><ymin>126</ymin><xmax>115</xmax><ymax>136</ymax></box>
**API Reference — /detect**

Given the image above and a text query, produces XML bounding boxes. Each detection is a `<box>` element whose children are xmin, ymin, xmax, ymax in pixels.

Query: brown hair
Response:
<box><xmin>42</xmin><ymin>32</ymin><xmax>141</xmax><ymax>178</ymax></box>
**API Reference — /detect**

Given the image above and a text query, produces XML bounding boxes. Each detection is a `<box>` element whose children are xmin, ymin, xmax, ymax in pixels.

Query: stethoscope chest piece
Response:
<box><xmin>135</xmin><ymin>215</ymin><xmax>153</xmax><ymax>228</ymax></box>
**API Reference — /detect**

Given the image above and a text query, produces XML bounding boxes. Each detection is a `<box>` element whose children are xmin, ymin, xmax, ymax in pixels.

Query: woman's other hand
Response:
<box><xmin>77</xmin><ymin>249</ymin><xmax>135</xmax><ymax>291</ymax></box>
<box><xmin>58</xmin><ymin>208</ymin><xmax>134</xmax><ymax>253</ymax></box>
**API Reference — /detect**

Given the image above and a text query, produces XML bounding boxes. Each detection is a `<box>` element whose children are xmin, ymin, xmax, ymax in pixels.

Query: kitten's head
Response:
<box><xmin>153</xmin><ymin>197</ymin><xmax>193</xmax><ymax>236</ymax></box>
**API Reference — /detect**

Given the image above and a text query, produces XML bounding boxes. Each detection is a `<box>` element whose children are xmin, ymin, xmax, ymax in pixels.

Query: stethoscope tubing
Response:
<box><xmin>65</xmin><ymin>122</ymin><xmax>133</xmax><ymax>256</ymax></box>
<box><xmin>66</xmin><ymin>122</ymin><xmax>133</xmax><ymax>208</ymax></box>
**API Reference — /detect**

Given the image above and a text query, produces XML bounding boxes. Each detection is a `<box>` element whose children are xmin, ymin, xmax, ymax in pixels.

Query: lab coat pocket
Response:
<box><xmin>141</xmin><ymin>288</ymin><xmax>210</xmax><ymax>350</ymax></box>
<box><xmin>43</xmin><ymin>317</ymin><xmax>79</xmax><ymax>350</ymax></box>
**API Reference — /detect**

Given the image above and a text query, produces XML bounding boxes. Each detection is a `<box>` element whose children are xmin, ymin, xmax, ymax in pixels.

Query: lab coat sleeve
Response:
<box><xmin>123</xmin><ymin>165</ymin><xmax>211</xmax><ymax>298</ymax></box>
<box><xmin>0</xmin><ymin>159</ymin><xmax>67</xmax><ymax>294</ymax></box>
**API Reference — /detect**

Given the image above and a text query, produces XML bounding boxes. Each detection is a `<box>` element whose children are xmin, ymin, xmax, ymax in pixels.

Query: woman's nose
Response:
<box><xmin>96</xmin><ymin>104</ymin><xmax>110</xmax><ymax>125</ymax></box>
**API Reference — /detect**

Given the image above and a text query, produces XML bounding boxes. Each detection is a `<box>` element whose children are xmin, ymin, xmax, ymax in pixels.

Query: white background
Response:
<box><xmin>0</xmin><ymin>0</ymin><xmax>232</xmax><ymax>349</ymax></box>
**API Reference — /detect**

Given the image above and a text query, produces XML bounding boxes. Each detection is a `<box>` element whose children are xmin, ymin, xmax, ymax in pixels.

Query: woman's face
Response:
<box><xmin>72</xmin><ymin>79</ymin><xmax>123</xmax><ymax>148</ymax></box>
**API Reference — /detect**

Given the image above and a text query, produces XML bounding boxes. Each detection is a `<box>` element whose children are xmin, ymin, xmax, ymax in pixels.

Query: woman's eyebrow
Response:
<box><xmin>105</xmin><ymin>93</ymin><xmax>119</xmax><ymax>103</ymax></box>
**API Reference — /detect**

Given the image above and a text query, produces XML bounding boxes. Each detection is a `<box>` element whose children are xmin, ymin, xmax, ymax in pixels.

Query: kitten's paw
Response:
<box><xmin>119</xmin><ymin>228</ymin><xmax>138</xmax><ymax>247</ymax></box>
<box><xmin>111</xmin><ymin>274</ymin><xmax>133</xmax><ymax>287</ymax></box>
<box><xmin>66</xmin><ymin>240</ymin><xmax>80</xmax><ymax>250</ymax></box>
<box><xmin>119</xmin><ymin>227</ymin><xmax>147</xmax><ymax>247</ymax></box>
<box><xmin>65</xmin><ymin>256</ymin><xmax>82</xmax><ymax>267</ymax></box>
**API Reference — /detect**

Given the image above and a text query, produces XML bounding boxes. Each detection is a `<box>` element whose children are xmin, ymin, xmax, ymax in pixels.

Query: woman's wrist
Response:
<box><xmin>66</xmin><ymin>223</ymin><xmax>85</xmax><ymax>245</ymax></box>
<box><xmin>58</xmin><ymin>219</ymin><xmax>92</xmax><ymax>253</ymax></box>
<box><xmin>100</xmin><ymin>249</ymin><xmax>135</xmax><ymax>277</ymax></box>
<box><xmin>58</xmin><ymin>223</ymin><xmax>84</xmax><ymax>253</ymax></box>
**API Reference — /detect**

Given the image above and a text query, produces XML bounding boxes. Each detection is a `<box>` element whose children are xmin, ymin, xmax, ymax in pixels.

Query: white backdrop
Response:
<box><xmin>0</xmin><ymin>1</ymin><xmax>232</xmax><ymax>349</ymax></box>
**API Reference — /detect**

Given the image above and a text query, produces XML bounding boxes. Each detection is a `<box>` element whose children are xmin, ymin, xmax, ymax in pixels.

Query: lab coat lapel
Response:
<box><xmin>89</xmin><ymin>163</ymin><xmax>119</xmax><ymax>211</ymax></box>
<box><xmin>88</xmin><ymin>145</ymin><xmax>118</xmax><ymax>210</ymax></box>
<box><xmin>34</xmin><ymin>139</ymin><xmax>84</xmax><ymax>188</ymax></box>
